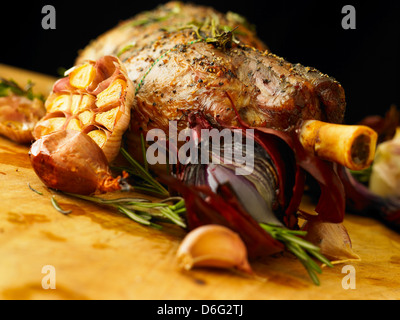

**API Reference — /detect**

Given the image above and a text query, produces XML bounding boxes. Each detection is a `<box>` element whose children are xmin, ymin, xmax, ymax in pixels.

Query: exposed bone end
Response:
<box><xmin>299</xmin><ymin>120</ymin><xmax>378</xmax><ymax>170</ymax></box>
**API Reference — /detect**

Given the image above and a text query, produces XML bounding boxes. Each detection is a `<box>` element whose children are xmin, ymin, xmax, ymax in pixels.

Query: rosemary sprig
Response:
<box><xmin>260</xmin><ymin>223</ymin><xmax>333</xmax><ymax>285</ymax></box>
<box><xmin>119</xmin><ymin>147</ymin><xmax>169</xmax><ymax>197</ymax></box>
<box><xmin>63</xmin><ymin>192</ymin><xmax>186</xmax><ymax>229</ymax></box>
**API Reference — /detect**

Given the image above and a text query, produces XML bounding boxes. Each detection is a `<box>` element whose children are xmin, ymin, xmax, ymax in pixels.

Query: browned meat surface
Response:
<box><xmin>76</xmin><ymin>1</ymin><xmax>346</xmax><ymax>135</ymax></box>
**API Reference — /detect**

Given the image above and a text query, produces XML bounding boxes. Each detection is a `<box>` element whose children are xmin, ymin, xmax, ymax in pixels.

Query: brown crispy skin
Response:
<box><xmin>77</xmin><ymin>1</ymin><xmax>346</xmax><ymax>136</ymax></box>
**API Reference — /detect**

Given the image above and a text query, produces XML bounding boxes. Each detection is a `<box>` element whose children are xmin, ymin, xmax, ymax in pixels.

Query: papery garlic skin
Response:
<box><xmin>176</xmin><ymin>224</ymin><xmax>253</xmax><ymax>274</ymax></box>
<box><xmin>369</xmin><ymin>128</ymin><xmax>400</xmax><ymax>198</ymax></box>
<box><xmin>29</xmin><ymin>130</ymin><xmax>122</xmax><ymax>195</ymax></box>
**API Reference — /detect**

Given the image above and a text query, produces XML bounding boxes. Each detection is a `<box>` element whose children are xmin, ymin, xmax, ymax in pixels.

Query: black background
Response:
<box><xmin>1</xmin><ymin>0</ymin><xmax>399</xmax><ymax>124</ymax></box>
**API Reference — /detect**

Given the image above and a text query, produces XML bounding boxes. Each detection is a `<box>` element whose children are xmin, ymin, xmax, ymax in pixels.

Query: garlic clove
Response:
<box><xmin>176</xmin><ymin>224</ymin><xmax>253</xmax><ymax>275</ymax></box>
<box><xmin>303</xmin><ymin>220</ymin><xmax>360</xmax><ymax>264</ymax></box>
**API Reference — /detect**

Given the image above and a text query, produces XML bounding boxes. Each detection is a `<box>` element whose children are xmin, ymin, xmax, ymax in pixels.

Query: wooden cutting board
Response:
<box><xmin>1</xmin><ymin>64</ymin><xmax>399</xmax><ymax>300</ymax></box>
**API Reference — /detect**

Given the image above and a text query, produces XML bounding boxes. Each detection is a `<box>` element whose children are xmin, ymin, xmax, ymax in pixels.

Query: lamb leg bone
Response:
<box><xmin>299</xmin><ymin>120</ymin><xmax>377</xmax><ymax>170</ymax></box>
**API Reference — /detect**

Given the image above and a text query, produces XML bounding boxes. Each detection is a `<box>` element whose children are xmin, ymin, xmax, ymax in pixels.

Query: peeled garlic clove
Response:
<box><xmin>69</xmin><ymin>63</ymin><xmax>97</xmax><ymax>89</ymax></box>
<box><xmin>176</xmin><ymin>224</ymin><xmax>253</xmax><ymax>275</ymax></box>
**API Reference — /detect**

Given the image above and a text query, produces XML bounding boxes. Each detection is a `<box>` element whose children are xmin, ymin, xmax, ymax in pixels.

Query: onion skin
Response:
<box><xmin>224</xmin><ymin>96</ymin><xmax>346</xmax><ymax>224</ymax></box>
<box><xmin>339</xmin><ymin>165</ymin><xmax>400</xmax><ymax>231</ymax></box>
<box><xmin>246</xmin><ymin>126</ymin><xmax>346</xmax><ymax>225</ymax></box>
<box><xmin>29</xmin><ymin>130</ymin><xmax>122</xmax><ymax>195</ymax></box>
<box><xmin>185</xmin><ymin>111</ymin><xmax>301</xmax><ymax>228</ymax></box>
<box><xmin>303</xmin><ymin>220</ymin><xmax>360</xmax><ymax>262</ymax></box>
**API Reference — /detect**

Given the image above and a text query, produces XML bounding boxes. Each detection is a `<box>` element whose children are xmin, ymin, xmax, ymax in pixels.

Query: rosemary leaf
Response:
<box><xmin>61</xmin><ymin>192</ymin><xmax>150</xmax><ymax>205</ymax></box>
<box><xmin>308</xmin><ymin>249</ymin><xmax>334</xmax><ymax>268</ymax></box>
<box><xmin>117</xmin><ymin>205</ymin><xmax>152</xmax><ymax>226</ymax></box>
<box><xmin>51</xmin><ymin>196</ymin><xmax>72</xmax><ymax>215</ymax></box>
<box><xmin>260</xmin><ymin>223</ymin><xmax>332</xmax><ymax>285</ymax></box>
<box><xmin>0</xmin><ymin>78</ymin><xmax>44</xmax><ymax>101</ymax></box>
<box><xmin>167</xmin><ymin>199</ymin><xmax>186</xmax><ymax>211</ymax></box>
<box><xmin>284</xmin><ymin>241</ymin><xmax>310</xmax><ymax>262</ymax></box>
<box><xmin>140</xmin><ymin>133</ymin><xmax>149</xmax><ymax>172</ymax></box>
<box><xmin>159</xmin><ymin>207</ymin><xmax>186</xmax><ymax>228</ymax></box>
<box><xmin>174</xmin><ymin>208</ymin><xmax>187</xmax><ymax>215</ymax></box>
<box><xmin>278</xmin><ymin>232</ymin><xmax>321</xmax><ymax>252</ymax></box>
<box><xmin>305</xmin><ymin>265</ymin><xmax>321</xmax><ymax>286</ymax></box>
<box><xmin>28</xmin><ymin>182</ymin><xmax>43</xmax><ymax>195</ymax></box>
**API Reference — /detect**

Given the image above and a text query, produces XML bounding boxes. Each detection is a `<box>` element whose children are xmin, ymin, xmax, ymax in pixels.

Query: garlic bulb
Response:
<box><xmin>33</xmin><ymin>55</ymin><xmax>134</xmax><ymax>163</ymax></box>
<box><xmin>369</xmin><ymin>127</ymin><xmax>400</xmax><ymax>197</ymax></box>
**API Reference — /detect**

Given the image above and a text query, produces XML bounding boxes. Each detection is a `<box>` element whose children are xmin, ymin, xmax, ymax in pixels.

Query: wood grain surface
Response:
<box><xmin>0</xmin><ymin>64</ymin><xmax>399</xmax><ymax>300</ymax></box>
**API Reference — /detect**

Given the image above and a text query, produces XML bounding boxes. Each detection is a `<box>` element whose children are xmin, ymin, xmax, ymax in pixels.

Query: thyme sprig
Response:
<box><xmin>260</xmin><ymin>223</ymin><xmax>333</xmax><ymax>285</ymax></box>
<box><xmin>171</xmin><ymin>16</ymin><xmax>239</xmax><ymax>50</ymax></box>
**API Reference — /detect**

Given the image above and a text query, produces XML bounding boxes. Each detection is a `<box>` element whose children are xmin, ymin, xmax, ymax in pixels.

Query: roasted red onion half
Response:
<box><xmin>161</xmin><ymin>112</ymin><xmax>347</xmax><ymax>259</ymax></box>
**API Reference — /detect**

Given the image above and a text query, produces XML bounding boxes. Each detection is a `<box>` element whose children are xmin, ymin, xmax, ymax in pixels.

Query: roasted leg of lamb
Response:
<box><xmin>73</xmin><ymin>1</ymin><xmax>375</xmax><ymax>171</ymax></box>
